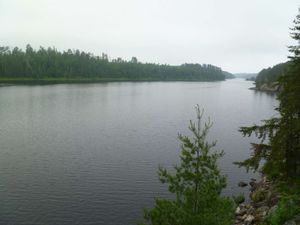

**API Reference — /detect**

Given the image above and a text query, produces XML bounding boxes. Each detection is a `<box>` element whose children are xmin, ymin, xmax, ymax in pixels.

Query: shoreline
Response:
<box><xmin>0</xmin><ymin>78</ymin><xmax>226</xmax><ymax>85</ymax></box>
<box><xmin>249</xmin><ymin>82</ymin><xmax>280</xmax><ymax>93</ymax></box>
<box><xmin>234</xmin><ymin>177</ymin><xmax>300</xmax><ymax>225</ymax></box>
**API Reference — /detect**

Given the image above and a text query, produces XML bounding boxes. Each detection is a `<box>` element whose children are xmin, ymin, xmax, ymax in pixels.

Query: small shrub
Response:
<box><xmin>252</xmin><ymin>188</ymin><xmax>266</xmax><ymax>203</ymax></box>
<box><xmin>233</xmin><ymin>193</ymin><xmax>245</xmax><ymax>205</ymax></box>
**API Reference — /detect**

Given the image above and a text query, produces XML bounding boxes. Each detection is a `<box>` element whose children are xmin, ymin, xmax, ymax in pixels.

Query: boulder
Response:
<box><xmin>284</xmin><ymin>220</ymin><xmax>296</xmax><ymax>225</ymax></box>
<box><xmin>245</xmin><ymin>215</ymin><xmax>255</xmax><ymax>224</ymax></box>
<box><xmin>238</xmin><ymin>181</ymin><xmax>248</xmax><ymax>187</ymax></box>
<box><xmin>235</xmin><ymin>206</ymin><xmax>247</xmax><ymax>216</ymax></box>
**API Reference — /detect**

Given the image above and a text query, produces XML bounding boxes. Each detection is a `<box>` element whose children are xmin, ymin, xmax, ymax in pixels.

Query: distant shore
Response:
<box><xmin>0</xmin><ymin>77</ymin><xmax>226</xmax><ymax>85</ymax></box>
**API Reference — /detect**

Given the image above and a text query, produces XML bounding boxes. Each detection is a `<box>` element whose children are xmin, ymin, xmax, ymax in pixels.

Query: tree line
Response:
<box><xmin>255</xmin><ymin>61</ymin><xmax>290</xmax><ymax>87</ymax></box>
<box><xmin>0</xmin><ymin>45</ymin><xmax>228</xmax><ymax>81</ymax></box>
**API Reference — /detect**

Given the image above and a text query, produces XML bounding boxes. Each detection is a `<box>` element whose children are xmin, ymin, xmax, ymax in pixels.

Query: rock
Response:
<box><xmin>235</xmin><ymin>206</ymin><xmax>241</xmax><ymax>214</ymax></box>
<box><xmin>262</xmin><ymin>210</ymin><xmax>267</xmax><ymax>217</ymax></box>
<box><xmin>249</xmin><ymin>180</ymin><xmax>256</xmax><ymax>187</ymax></box>
<box><xmin>235</xmin><ymin>206</ymin><xmax>247</xmax><ymax>216</ymax></box>
<box><xmin>236</xmin><ymin>215</ymin><xmax>243</xmax><ymax>221</ymax></box>
<box><xmin>268</xmin><ymin>205</ymin><xmax>278</xmax><ymax>216</ymax></box>
<box><xmin>238</xmin><ymin>181</ymin><xmax>248</xmax><ymax>187</ymax></box>
<box><xmin>234</xmin><ymin>177</ymin><xmax>282</xmax><ymax>225</ymax></box>
<box><xmin>240</xmin><ymin>203</ymin><xmax>246</xmax><ymax>208</ymax></box>
<box><xmin>284</xmin><ymin>220</ymin><xmax>296</xmax><ymax>225</ymax></box>
<box><xmin>250</xmin><ymin>182</ymin><xmax>260</xmax><ymax>192</ymax></box>
<box><xmin>257</xmin><ymin>206</ymin><xmax>269</xmax><ymax>213</ymax></box>
<box><xmin>245</xmin><ymin>215</ymin><xmax>255</xmax><ymax>224</ymax></box>
<box><xmin>263</xmin><ymin>176</ymin><xmax>268</xmax><ymax>183</ymax></box>
<box><xmin>253</xmin><ymin>201</ymin><xmax>264</xmax><ymax>208</ymax></box>
<box><xmin>255</xmin><ymin>206</ymin><xmax>269</xmax><ymax>218</ymax></box>
<box><xmin>256</xmin><ymin>83</ymin><xmax>280</xmax><ymax>92</ymax></box>
<box><xmin>247</xmin><ymin>206</ymin><xmax>255</xmax><ymax>215</ymax></box>
<box><xmin>242</xmin><ymin>214</ymin><xmax>248</xmax><ymax>220</ymax></box>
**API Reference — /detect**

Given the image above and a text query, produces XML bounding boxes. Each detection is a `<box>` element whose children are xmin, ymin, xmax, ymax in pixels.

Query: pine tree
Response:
<box><xmin>139</xmin><ymin>106</ymin><xmax>233</xmax><ymax>225</ymax></box>
<box><xmin>236</xmin><ymin>8</ymin><xmax>300</xmax><ymax>178</ymax></box>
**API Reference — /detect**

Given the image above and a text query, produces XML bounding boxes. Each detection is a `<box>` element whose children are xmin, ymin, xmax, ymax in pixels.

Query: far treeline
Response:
<box><xmin>255</xmin><ymin>61</ymin><xmax>290</xmax><ymax>88</ymax></box>
<box><xmin>0</xmin><ymin>45</ymin><xmax>232</xmax><ymax>82</ymax></box>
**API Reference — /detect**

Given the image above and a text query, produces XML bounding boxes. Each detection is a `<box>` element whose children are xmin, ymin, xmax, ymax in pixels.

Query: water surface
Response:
<box><xmin>0</xmin><ymin>79</ymin><xmax>277</xmax><ymax>225</ymax></box>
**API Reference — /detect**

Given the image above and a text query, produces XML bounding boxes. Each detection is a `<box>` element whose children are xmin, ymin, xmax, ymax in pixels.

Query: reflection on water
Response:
<box><xmin>0</xmin><ymin>79</ymin><xmax>277</xmax><ymax>225</ymax></box>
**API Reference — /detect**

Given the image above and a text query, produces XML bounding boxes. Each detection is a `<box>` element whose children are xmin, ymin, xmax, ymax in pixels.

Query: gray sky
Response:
<box><xmin>0</xmin><ymin>0</ymin><xmax>299</xmax><ymax>73</ymax></box>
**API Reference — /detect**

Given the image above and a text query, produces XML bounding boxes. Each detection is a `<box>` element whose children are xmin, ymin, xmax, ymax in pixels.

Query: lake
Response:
<box><xmin>0</xmin><ymin>79</ymin><xmax>277</xmax><ymax>225</ymax></box>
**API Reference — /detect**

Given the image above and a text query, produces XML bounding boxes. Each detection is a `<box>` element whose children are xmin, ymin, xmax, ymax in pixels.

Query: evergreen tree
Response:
<box><xmin>237</xmin><ymin>8</ymin><xmax>300</xmax><ymax>178</ymax></box>
<box><xmin>139</xmin><ymin>106</ymin><xmax>234</xmax><ymax>225</ymax></box>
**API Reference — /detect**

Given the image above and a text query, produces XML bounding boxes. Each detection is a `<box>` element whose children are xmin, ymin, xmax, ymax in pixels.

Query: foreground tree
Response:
<box><xmin>237</xmin><ymin>8</ymin><xmax>300</xmax><ymax>178</ymax></box>
<box><xmin>139</xmin><ymin>106</ymin><xmax>234</xmax><ymax>225</ymax></box>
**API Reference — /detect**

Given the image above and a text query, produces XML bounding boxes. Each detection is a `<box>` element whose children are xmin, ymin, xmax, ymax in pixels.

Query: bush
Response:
<box><xmin>233</xmin><ymin>193</ymin><xmax>245</xmax><ymax>205</ymax></box>
<box><xmin>252</xmin><ymin>188</ymin><xmax>266</xmax><ymax>203</ymax></box>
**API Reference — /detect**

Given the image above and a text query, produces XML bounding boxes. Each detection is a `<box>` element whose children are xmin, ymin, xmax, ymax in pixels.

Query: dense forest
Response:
<box><xmin>255</xmin><ymin>61</ymin><xmax>290</xmax><ymax>87</ymax></box>
<box><xmin>0</xmin><ymin>45</ymin><xmax>230</xmax><ymax>82</ymax></box>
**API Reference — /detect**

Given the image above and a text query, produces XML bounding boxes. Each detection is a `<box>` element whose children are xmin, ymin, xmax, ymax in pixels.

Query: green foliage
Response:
<box><xmin>251</xmin><ymin>188</ymin><xmax>266</xmax><ymax>203</ymax></box>
<box><xmin>233</xmin><ymin>193</ymin><xmax>245</xmax><ymax>205</ymax></box>
<box><xmin>255</xmin><ymin>62</ymin><xmax>290</xmax><ymax>88</ymax></box>
<box><xmin>139</xmin><ymin>106</ymin><xmax>234</xmax><ymax>225</ymax></box>
<box><xmin>265</xmin><ymin>197</ymin><xmax>300</xmax><ymax>225</ymax></box>
<box><xmin>236</xmin><ymin>8</ymin><xmax>300</xmax><ymax>178</ymax></box>
<box><xmin>0</xmin><ymin>45</ymin><xmax>228</xmax><ymax>81</ymax></box>
<box><xmin>273</xmin><ymin>179</ymin><xmax>300</xmax><ymax>197</ymax></box>
<box><xmin>235</xmin><ymin>118</ymin><xmax>280</xmax><ymax>173</ymax></box>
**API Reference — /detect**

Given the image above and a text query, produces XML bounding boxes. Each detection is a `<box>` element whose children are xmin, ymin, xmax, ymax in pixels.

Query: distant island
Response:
<box><xmin>0</xmin><ymin>45</ymin><xmax>233</xmax><ymax>84</ymax></box>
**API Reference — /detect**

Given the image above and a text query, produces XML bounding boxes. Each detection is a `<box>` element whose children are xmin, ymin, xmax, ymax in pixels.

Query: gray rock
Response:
<box><xmin>240</xmin><ymin>203</ymin><xmax>246</xmax><ymax>208</ymax></box>
<box><xmin>245</xmin><ymin>215</ymin><xmax>255</xmax><ymax>224</ymax></box>
<box><xmin>235</xmin><ymin>207</ymin><xmax>241</xmax><ymax>214</ymax></box>
<box><xmin>238</xmin><ymin>181</ymin><xmax>248</xmax><ymax>187</ymax></box>
<box><xmin>284</xmin><ymin>220</ymin><xmax>296</xmax><ymax>225</ymax></box>
<box><xmin>249</xmin><ymin>181</ymin><xmax>257</xmax><ymax>187</ymax></box>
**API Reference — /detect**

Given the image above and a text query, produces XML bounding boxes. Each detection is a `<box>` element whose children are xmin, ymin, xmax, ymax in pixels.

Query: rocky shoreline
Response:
<box><xmin>234</xmin><ymin>177</ymin><xmax>300</xmax><ymax>225</ymax></box>
<box><xmin>249</xmin><ymin>82</ymin><xmax>280</xmax><ymax>93</ymax></box>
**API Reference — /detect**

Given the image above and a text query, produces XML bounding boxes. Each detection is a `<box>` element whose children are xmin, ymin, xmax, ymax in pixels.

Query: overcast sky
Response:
<box><xmin>0</xmin><ymin>0</ymin><xmax>299</xmax><ymax>73</ymax></box>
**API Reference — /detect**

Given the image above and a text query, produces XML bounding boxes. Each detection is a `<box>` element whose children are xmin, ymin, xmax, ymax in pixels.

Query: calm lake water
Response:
<box><xmin>0</xmin><ymin>79</ymin><xmax>277</xmax><ymax>225</ymax></box>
